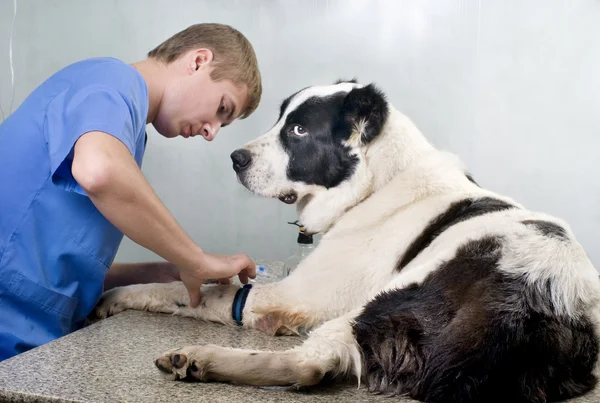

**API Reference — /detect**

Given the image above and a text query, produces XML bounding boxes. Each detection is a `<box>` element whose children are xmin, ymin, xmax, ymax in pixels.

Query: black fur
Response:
<box><xmin>280</xmin><ymin>93</ymin><xmax>359</xmax><ymax>188</ymax></box>
<box><xmin>279</xmin><ymin>85</ymin><xmax>388</xmax><ymax>188</ymax></box>
<box><xmin>279</xmin><ymin>79</ymin><xmax>360</xmax><ymax>120</ymax></box>
<box><xmin>466</xmin><ymin>173</ymin><xmax>479</xmax><ymax>186</ymax></box>
<box><xmin>332</xmin><ymin>84</ymin><xmax>389</xmax><ymax>145</ymax></box>
<box><xmin>522</xmin><ymin>220</ymin><xmax>568</xmax><ymax>240</ymax></box>
<box><xmin>398</xmin><ymin>197</ymin><xmax>517</xmax><ymax>270</ymax></box>
<box><xmin>353</xmin><ymin>236</ymin><xmax>598</xmax><ymax>403</ymax></box>
<box><xmin>279</xmin><ymin>96</ymin><xmax>292</xmax><ymax>121</ymax></box>
<box><xmin>334</xmin><ymin>78</ymin><xmax>358</xmax><ymax>84</ymax></box>
<box><xmin>278</xmin><ymin>86</ymin><xmax>308</xmax><ymax>120</ymax></box>
<box><xmin>278</xmin><ymin>79</ymin><xmax>357</xmax><ymax>120</ymax></box>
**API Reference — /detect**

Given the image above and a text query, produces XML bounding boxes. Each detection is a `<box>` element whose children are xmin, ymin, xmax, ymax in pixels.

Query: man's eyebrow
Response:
<box><xmin>227</xmin><ymin>97</ymin><xmax>238</xmax><ymax>122</ymax></box>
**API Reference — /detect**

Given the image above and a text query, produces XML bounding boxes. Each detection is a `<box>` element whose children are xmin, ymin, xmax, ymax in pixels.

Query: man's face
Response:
<box><xmin>152</xmin><ymin>51</ymin><xmax>248</xmax><ymax>141</ymax></box>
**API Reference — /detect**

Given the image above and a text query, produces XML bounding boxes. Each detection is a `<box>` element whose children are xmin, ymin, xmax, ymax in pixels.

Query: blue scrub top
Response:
<box><xmin>0</xmin><ymin>57</ymin><xmax>149</xmax><ymax>361</ymax></box>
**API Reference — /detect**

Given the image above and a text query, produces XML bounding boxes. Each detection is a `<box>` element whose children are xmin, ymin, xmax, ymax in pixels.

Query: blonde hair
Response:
<box><xmin>148</xmin><ymin>23</ymin><xmax>262</xmax><ymax>119</ymax></box>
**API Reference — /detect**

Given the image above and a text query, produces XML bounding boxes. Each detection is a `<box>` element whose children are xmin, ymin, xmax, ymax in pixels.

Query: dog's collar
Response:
<box><xmin>232</xmin><ymin>284</ymin><xmax>253</xmax><ymax>326</ymax></box>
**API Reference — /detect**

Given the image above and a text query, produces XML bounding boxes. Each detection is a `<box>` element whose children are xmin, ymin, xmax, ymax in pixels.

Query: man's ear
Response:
<box><xmin>333</xmin><ymin>84</ymin><xmax>389</xmax><ymax>147</ymax></box>
<box><xmin>193</xmin><ymin>48</ymin><xmax>214</xmax><ymax>71</ymax></box>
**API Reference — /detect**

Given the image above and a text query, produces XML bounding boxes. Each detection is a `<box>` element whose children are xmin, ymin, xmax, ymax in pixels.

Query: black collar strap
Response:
<box><xmin>232</xmin><ymin>284</ymin><xmax>253</xmax><ymax>326</ymax></box>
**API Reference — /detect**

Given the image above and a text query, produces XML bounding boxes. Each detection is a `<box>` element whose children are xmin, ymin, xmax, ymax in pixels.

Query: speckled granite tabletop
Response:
<box><xmin>0</xmin><ymin>310</ymin><xmax>402</xmax><ymax>403</ymax></box>
<box><xmin>0</xmin><ymin>263</ymin><xmax>599</xmax><ymax>402</ymax></box>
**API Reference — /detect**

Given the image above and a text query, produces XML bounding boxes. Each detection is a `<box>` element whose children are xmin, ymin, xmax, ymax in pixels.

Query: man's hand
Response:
<box><xmin>180</xmin><ymin>253</ymin><xmax>257</xmax><ymax>308</ymax></box>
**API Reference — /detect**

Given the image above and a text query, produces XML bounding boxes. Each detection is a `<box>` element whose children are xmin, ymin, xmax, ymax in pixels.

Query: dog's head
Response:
<box><xmin>231</xmin><ymin>80</ymin><xmax>389</xmax><ymax>234</ymax></box>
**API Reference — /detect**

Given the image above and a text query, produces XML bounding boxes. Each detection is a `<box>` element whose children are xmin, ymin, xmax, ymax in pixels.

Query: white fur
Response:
<box><xmin>95</xmin><ymin>85</ymin><xmax>600</xmax><ymax>388</ymax></box>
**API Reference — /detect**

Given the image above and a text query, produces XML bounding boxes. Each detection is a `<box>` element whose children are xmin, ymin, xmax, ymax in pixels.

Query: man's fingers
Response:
<box><xmin>240</xmin><ymin>256</ymin><xmax>257</xmax><ymax>278</ymax></box>
<box><xmin>238</xmin><ymin>272</ymin><xmax>249</xmax><ymax>284</ymax></box>
<box><xmin>231</xmin><ymin>254</ymin><xmax>256</xmax><ymax>279</ymax></box>
<box><xmin>218</xmin><ymin>278</ymin><xmax>232</xmax><ymax>285</ymax></box>
<box><xmin>247</xmin><ymin>264</ymin><xmax>256</xmax><ymax>279</ymax></box>
<box><xmin>185</xmin><ymin>284</ymin><xmax>202</xmax><ymax>308</ymax></box>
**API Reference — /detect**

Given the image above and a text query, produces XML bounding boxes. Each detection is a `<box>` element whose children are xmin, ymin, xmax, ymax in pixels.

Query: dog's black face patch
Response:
<box><xmin>278</xmin><ymin>87</ymin><xmax>308</xmax><ymax>121</ymax></box>
<box><xmin>278</xmin><ymin>84</ymin><xmax>389</xmax><ymax>189</ymax></box>
<box><xmin>280</xmin><ymin>93</ymin><xmax>359</xmax><ymax>188</ymax></box>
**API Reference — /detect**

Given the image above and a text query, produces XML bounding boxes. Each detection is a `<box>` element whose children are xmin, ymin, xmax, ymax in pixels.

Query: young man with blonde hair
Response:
<box><xmin>0</xmin><ymin>23</ymin><xmax>261</xmax><ymax>360</ymax></box>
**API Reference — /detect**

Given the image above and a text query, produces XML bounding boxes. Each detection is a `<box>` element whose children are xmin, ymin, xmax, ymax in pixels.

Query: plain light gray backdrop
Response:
<box><xmin>1</xmin><ymin>0</ymin><xmax>598</xmax><ymax>268</ymax></box>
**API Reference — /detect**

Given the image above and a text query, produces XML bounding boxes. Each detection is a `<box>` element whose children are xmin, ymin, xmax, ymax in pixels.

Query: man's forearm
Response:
<box><xmin>104</xmin><ymin>262</ymin><xmax>151</xmax><ymax>290</ymax></box>
<box><xmin>72</xmin><ymin>131</ymin><xmax>205</xmax><ymax>275</ymax></box>
<box><xmin>104</xmin><ymin>262</ymin><xmax>176</xmax><ymax>290</ymax></box>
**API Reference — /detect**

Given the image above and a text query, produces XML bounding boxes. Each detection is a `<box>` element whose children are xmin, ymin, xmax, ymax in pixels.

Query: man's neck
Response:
<box><xmin>131</xmin><ymin>58</ymin><xmax>168</xmax><ymax>124</ymax></box>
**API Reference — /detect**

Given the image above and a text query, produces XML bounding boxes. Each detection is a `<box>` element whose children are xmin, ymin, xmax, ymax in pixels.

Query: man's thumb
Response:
<box><xmin>185</xmin><ymin>284</ymin><xmax>201</xmax><ymax>308</ymax></box>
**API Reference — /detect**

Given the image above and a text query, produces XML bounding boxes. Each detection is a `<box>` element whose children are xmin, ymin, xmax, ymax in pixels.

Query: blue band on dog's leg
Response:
<box><xmin>232</xmin><ymin>284</ymin><xmax>253</xmax><ymax>326</ymax></box>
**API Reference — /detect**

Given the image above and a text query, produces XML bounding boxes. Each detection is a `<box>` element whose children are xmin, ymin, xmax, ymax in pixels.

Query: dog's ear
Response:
<box><xmin>333</xmin><ymin>84</ymin><xmax>389</xmax><ymax>147</ymax></box>
<box><xmin>334</xmin><ymin>77</ymin><xmax>358</xmax><ymax>84</ymax></box>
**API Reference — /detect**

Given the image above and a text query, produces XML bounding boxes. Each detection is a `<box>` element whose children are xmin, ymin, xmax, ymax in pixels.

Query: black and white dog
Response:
<box><xmin>95</xmin><ymin>80</ymin><xmax>600</xmax><ymax>402</ymax></box>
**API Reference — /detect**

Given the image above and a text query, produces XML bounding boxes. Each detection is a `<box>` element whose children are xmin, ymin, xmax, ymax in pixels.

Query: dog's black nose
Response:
<box><xmin>230</xmin><ymin>149</ymin><xmax>252</xmax><ymax>172</ymax></box>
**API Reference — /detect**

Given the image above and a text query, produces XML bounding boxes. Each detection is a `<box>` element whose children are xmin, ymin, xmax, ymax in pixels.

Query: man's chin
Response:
<box><xmin>150</xmin><ymin>122</ymin><xmax>178</xmax><ymax>139</ymax></box>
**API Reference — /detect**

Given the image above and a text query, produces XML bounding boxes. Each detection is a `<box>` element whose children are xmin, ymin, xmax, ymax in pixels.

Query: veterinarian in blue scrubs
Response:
<box><xmin>0</xmin><ymin>23</ymin><xmax>260</xmax><ymax>361</ymax></box>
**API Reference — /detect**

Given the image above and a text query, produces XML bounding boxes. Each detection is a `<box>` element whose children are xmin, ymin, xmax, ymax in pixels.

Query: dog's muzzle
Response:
<box><xmin>230</xmin><ymin>149</ymin><xmax>252</xmax><ymax>173</ymax></box>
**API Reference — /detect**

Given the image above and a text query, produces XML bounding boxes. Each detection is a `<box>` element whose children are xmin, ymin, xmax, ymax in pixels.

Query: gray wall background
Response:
<box><xmin>1</xmin><ymin>0</ymin><xmax>599</xmax><ymax>266</ymax></box>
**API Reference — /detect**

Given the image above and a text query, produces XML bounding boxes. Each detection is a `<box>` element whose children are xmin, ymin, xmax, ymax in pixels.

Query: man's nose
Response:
<box><xmin>201</xmin><ymin>122</ymin><xmax>220</xmax><ymax>141</ymax></box>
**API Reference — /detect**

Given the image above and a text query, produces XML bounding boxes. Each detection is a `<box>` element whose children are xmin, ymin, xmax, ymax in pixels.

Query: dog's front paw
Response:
<box><xmin>155</xmin><ymin>345</ymin><xmax>220</xmax><ymax>381</ymax></box>
<box><xmin>91</xmin><ymin>287</ymin><xmax>137</xmax><ymax>320</ymax></box>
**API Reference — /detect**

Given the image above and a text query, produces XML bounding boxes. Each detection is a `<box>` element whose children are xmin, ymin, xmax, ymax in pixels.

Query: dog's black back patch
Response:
<box><xmin>334</xmin><ymin>78</ymin><xmax>358</xmax><ymax>84</ymax></box>
<box><xmin>522</xmin><ymin>219</ymin><xmax>568</xmax><ymax>240</ymax></box>
<box><xmin>353</xmin><ymin>236</ymin><xmax>598</xmax><ymax>402</ymax></box>
<box><xmin>465</xmin><ymin>172</ymin><xmax>479</xmax><ymax>186</ymax></box>
<box><xmin>398</xmin><ymin>197</ymin><xmax>517</xmax><ymax>270</ymax></box>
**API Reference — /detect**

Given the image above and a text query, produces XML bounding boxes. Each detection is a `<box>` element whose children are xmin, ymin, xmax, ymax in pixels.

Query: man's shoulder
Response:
<box><xmin>43</xmin><ymin>57</ymin><xmax>149</xmax><ymax>123</ymax></box>
<box><xmin>57</xmin><ymin>57</ymin><xmax>146</xmax><ymax>95</ymax></box>
<box><xmin>33</xmin><ymin>57</ymin><xmax>149</xmax><ymax>142</ymax></box>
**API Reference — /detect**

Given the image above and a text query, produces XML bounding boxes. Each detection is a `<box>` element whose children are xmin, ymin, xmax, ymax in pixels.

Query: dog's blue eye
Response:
<box><xmin>292</xmin><ymin>125</ymin><xmax>307</xmax><ymax>136</ymax></box>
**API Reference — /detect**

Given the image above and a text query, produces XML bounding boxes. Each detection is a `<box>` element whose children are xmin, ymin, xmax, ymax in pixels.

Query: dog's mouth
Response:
<box><xmin>278</xmin><ymin>192</ymin><xmax>298</xmax><ymax>204</ymax></box>
<box><xmin>236</xmin><ymin>174</ymin><xmax>298</xmax><ymax>204</ymax></box>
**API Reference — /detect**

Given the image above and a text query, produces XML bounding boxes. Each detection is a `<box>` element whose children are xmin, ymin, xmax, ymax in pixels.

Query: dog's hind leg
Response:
<box><xmin>154</xmin><ymin>309</ymin><xmax>364</xmax><ymax>387</ymax></box>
